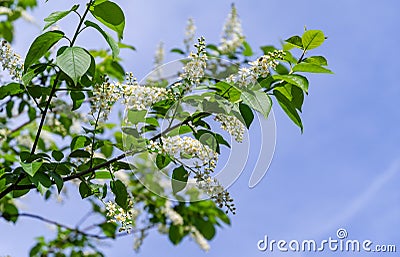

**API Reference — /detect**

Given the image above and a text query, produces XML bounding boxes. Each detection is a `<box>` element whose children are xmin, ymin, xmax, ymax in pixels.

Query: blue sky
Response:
<box><xmin>1</xmin><ymin>0</ymin><xmax>400</xmax><ymax>256</ymax></box>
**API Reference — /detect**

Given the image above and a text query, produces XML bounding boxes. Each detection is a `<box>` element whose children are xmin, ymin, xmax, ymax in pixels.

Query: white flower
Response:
<box><xmin>215</xmin><ymin>114</ymin><xmax>245</xmax><ymax>142</ymax></box>
<box><xmin>0</xmin><ymin>128</ymin><xmax>9</xmax><ymax>142</ymax></box>
<box><xmin>218</xmin><ymin>4</ymin><xmax>244</xmax><ymax>54</ymax></box>
<box><xmin>90</xmin><ymin>75</ymin><xmax>172</xmax><ymax>121</ymax></box>
<box><xmin>162</xmin><ymin>200</ymin><xmax>184</xmax><ymax>226</ymax></box>
<box><xmin>184</xmin><ymin>18</ymin><xmax>196</xmax><ymax>52</ymax></box>
<box><xmin>105</xmin><ymin>200</ymin><xmax>139</xmax><ymax>233</ymax></box>
<box><xmin>91</xmin><ymin>79</ymin><xmax>120</xmax><ymax>121</ymax></box>
<box><xmin>180</xmin><ymin>37</ymin><xmax>208</xmax><ymax>86</ymax></box>
<box><xmin>154</xmin><ymin>41</ymin><xmax>165</xmax><ymax>68</ymax></box>
<box><xmin>190</xmin><ymin>226</ymin><xmax>210</xmax><ymax>252</ymax></box>
<box><xmin>0</xmin><ymin>40</ymin><xmax>24</xmax><ymax>82</ymax></box>
<box><xmin>149</xmin><ymin>135</ymin><xmax>218</xmax><ymax>170</ymax></box>
<box><xmin>227</xmin><ymin>50</ymin><xmax>286</xmax><ymax>87</ymax></box>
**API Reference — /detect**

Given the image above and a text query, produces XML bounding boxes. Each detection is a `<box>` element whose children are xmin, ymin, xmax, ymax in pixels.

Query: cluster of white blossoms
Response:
<box><xmin>149</xmin><ymin>135</ymin><xmax>218</xmax><ymax>171</ymax></box>
<box><xmin>218</xmin><ymin>4</ymin><xmax>245</xmax><ymax>54</ymax></box>
<box><xmin>0</xmin><ymin>40</ymin><xmax>24</xmax><ymax>82</ymax></box>
<box><xmin>180</xmin><ymin>37</ymin><xmax>208</xmax><ymax>85</ymax></box>
<box><xmin>91</xmin><ymin>74</ymin><xmax>172</xmax><ymax>121</ymax></box>
<box><xmin>0</xmin><ymin>128</ymin><xmax>9</xmax><ymax>142</ymax></box>
<box><xmin>215</xmin><ymin>114</ymin><xmax>245</xmax><ymax>142</ymax></box>
<box><xmin>162</xmin><ymin>200</ymin><xmax>184</xmax><ymax>226</ymax></box>
<box><xmin>90</xmin><ymin>78</ymin><xmax>120</xmax><ymax>121</ymax></box>
<box><xmin>105</xmin><ymin>200</ymin><xmax>139</xmax><ymax>233</ymax></box>
<box><xmin>154</xmin><ymin>41</ymin><xmax>165</xmax><ymax>68</ymax></box>
<box><xmin>227</xmin><ymin>50</ymin><xmax>286</xmax><ymax>87</ymax></box>
<box><xmin>184</xmin><ymin>18</ymin><xmax>196</xmax><ymax>53</ymax></box>
<box><xmin>190</xmin><ymin>226</ymin><xmax>211</xmax><ymax>252</ymax></box>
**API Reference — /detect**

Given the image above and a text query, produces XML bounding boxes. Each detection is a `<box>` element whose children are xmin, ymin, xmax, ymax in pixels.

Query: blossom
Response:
<box><xmin>90</xmin><ymin>74</ymin><xmax>172</xmax><ymax>121</ymax></box>
<box><xmin>227</xmin><ymin>50</ymin><xmax>286</xmax><ymax>87</ymax></box>
<box><xmin>190</xmin><ymin>226</ymin><xmax>210</xmax><ymax>252</ymax></box>
<box><xmin>154</xmin><ymin>41</ymin><xmax>165</xmax><ymax>68</ymax></box>
<box><xmin>105</xmin><ymin>200</ymin><xmax>139</xmax><ymax>233</ymax></box>
<box><xmin>215</xmin><ymin>114</ymin><xmax>245</xmax><ymax>142</ymax></box>
<box><xmin>0</xmin><ymin>40</ymin><xmax>24</xmax><ymax>82</ymax></box>
<box><xmin>162</xmin><ymin>200</ymin><xmax>184</xmax><ymax>225</ymax></box>
<box><xmin>119</xmin><ymin>80</ymin><xmax>171</xmax><ymax>111</ymax></box>
<box><xmin>180</xmin><ymin>37</ymin><xmax>208</xmax><ymax>86</ymax></box>
<box><xmin>184</xmin><ymin>18</ymin><xmax>196</xmax><ymax>53</ymax></box>
<box><xmin>218</xmin><ymin>4</ymin><xmax>244</xmax><ymax>54</ymax></box>
<box><xmin>149</xmin><ymin>135</ymin><xmax>218</xmax><ymax>170</ymax></box>
<box><xmin>90</xmin><ymin>78</ymin><xmax>120</xmax><ymax>121</ymax></box>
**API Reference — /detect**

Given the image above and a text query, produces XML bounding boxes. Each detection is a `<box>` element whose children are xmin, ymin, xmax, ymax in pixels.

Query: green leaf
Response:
<box><xmin>169</xmin><ymin>225</ymin><xmax>184</xmax><ymax>245</ymax></box>
<box><xmin>70</xmin><ymin>135</ymin><xmax>91</xmax><ymax>151</ymax></box>
<box><xmin>79</xmin><ymin>181</ymin><xmax>92</xmax><ymax>198</ymax></box>
<box><xmin>195</xmin><ymin>218</ymin><xmax>216</xmax><ymax>240</ymax></box>
<box><xmin>302</xmin><ymin>30</ymin><xmax>325</xmax><ymax>50</ymax></box>
<box><xmin>274</xmin><ymin>90</ymin><xmax>303</xmax><ymax>132</ymax></box>
<box><xmin>56</xmin><ymin>46</ymin><xmax>92</xmax><ymax>85</ymax></box>
<box><xmin>110</xmin><ymin>180</ymin><xmax>128</xmax><ymax>209</ymax></box>
<box><xmin>51</xmin><ymin>150</ymin><xmax>64</xmax><ymax>161</ymax></box>
<box><xmin>84</xmin><ymin>20</ymin><xmax>119</xmax><ymax>59</ymax></box>
<box><xmin>2</xmin><ymin>203</ymin><xmax>18</xmax><ymax>223</ymax></box>
<box><xmin>292</xmin><ymin>63</ymin><xmax>333</xmax><ymax>74</ymax></box>
<box><xmin>21</xmin><ymin>160</ymin><xmax>42</xmax><ymax>177</ymax></box>
<box><xmin>260</xmin><ymin>45</ymin><xmax>277</xmax><ymax>55</ymax></box>
<box><xmin>273</xmin><ymin>74</ymin><xmax>309</xmax><ymax>93</ymax></box>
<box><xmin>69</xmin><ymin>150</ymin><xmax>91</xmax><ymax>158</ymax></box>
<box><xmin>156</xmin><ymin>154</ymin><xmax>171</xmax><ymax>170</ymax></box>
<box><xmin>242</xmin><ymin>41</ymin><xmax>253</xmax><ymax>56</ymax></box>
<box><xmin>24</xmin><ymin>30</ymin><xmax>64</xmax><ymax>71</ymax></box>
<box><xmin>49</xmin><ymin>171</ymin><xmax>63</xmax><ymax>193</ymax></box>
<box><xmin>170</xmin><ymin>48</ymin><xmax>185</xmax><ymax>55</ymax></box>
<box><xmin>70</xmin><ymin>91</ymin><xmax>85</xmax><ymax>110</ymax></box>
<box><xmin>303</xmin><ymin>56</ymin><xmax>328</xmax><ymax>66</ymax></box>
<box><xmin>43</xmin><ymin>5</ymin><xmax>79</xmax><ymax>30</ymax></box>
<box><xmin>100</xmin><ymin>222</ymin><xmax>117</xmax><ymax>239</ymax></box>
<box><xmin>0</xmin><ymin>83</ymin><xmax>23</xmax><ymax>99</ymax></box>
<box><xmin>241</xmin><ymin>90</ymin><xmax>272</xmax><ymax>118</ymax></box>
<box><xmin>171</xmin><ymin>166</ymin><xmax>188</xmax><ymax>194</ymax></box>
<box><xmin>285</xmin><ymin>35</ymin><xmax>303</xmax><ymax>49</ymax></box>
<box><xmin>239</xmin><ymin>103</ymin><xmax>254</xmax><ymax>129</ymax></box>
<box><xmin>118</xmin><ymin>42</ymin><xmax>136</xmax><ymax>51</ymax></box>
<box><xmin>127</xmin><ymin>110</ymin><xmax>147</xmax><ymax>124</ymax></box>
<box><xmin>90</xmin><ymin>1</ymin><xmax>125</xmax><ymax>40</ymax></box>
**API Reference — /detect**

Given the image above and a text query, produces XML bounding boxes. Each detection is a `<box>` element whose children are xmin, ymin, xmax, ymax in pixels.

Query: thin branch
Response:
<box><xmin>5</xmin><ymin>212</ymin><xmax>154</xmax><ymax>240</ymax></box>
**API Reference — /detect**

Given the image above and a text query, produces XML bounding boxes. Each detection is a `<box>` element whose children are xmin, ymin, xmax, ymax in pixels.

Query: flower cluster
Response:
<box><xmin>215</xmin><ymin>114</ymin><xmax>245</xmax><ymax>142</ymax></box>
<box><xmin>190</xmin><ymin>226</ymin><xmax>210</xmax><ymax>252</ymax></box>
<box><xmin>120</xmin><ymin>80</ymin><xmax>171</xmax><ymax>111</ymax></box>
<box><xmin>0</xmin><ymin>128</ymin><xmax>9</xmax><ymax>142</ymax></box>
<box><xmin>0</xmin><ymin>40</ymin><xmax>24</xmax><ymax>82</ymax></box>
<box><xmin>149</xmin><ymin>135</ymin><xmax>218</xmax><ymax>171</ymax></box>
<box><xmin>162</xmin><ymin>200</ymin><xmax>184</xmax><ymax>226</ymax></box>
<box><xmin>154</xmin><ymin>41</ymin><xmax>165</xmax><ymax>68</ymax></box>
<box><xmin>180</xmin><ymin>37</ymin><xmax>208</xmax><ymax>85</ymax></box>
<box><xmin>218</xmin><ymin>4</ymin><xmax>244</xmax><ymax>54</ymax></box>
<box><xmin>91</xmin><ymin>78</ymin><xmax>120</xmax><ymax>121</ymax></box>
<box><xmin>91</xmin><ymin>74</ymin><xmax>172</xmax><ymax>121</ymax></box>
<box><xmin>105</xmin><ymin>200</ymin><xmax>139</xmax><ymax>233</ymax></box>
<box><xmin>184</xmin><ymin>18</ymin><xmax>196</xmax><ymax>53</ymax></box>
<box><xmin>195</xmin><ymin>173</ymin><xmax>236</xmax><ymax>214</ymax></box>
<box><xmin>227</xmin><ymin>50</ymin><xmax>286</xmax><ymax>87</ymax></box>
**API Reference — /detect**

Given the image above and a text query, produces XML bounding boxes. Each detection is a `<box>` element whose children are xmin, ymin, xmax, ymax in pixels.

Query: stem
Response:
<box><xmin>70</xmin><ymin>1</ymin><xmax>93</xmax><ymax>46</ymax></box>
<box><xmin>0</xmin><ymin>119</ymin><xmax>191</xmax><ymax>199</ymax></box>
<box><xmin>89</xmin><ymin>108</ymin><xmax>102</xmax><ymax>170</ymax></box>
<box><xmin>30</xmin><ymin>73</ymin><xmax>60</xmax><ymax>155</ymax></box>
<box><xmin>3</xmin><ymin>212</ymin><xmax>154</xmax><ymax>240</ymax></box>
